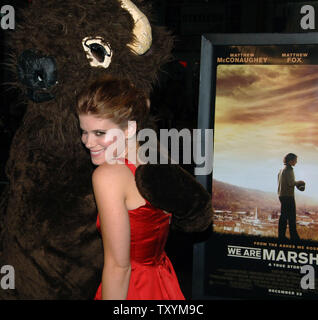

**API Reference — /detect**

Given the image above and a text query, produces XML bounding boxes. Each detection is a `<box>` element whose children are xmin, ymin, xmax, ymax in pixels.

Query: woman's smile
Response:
<box><xmin>90</xmin><ymin>149</ymin><xmax>105</xmax><ymax>157</ymax></box>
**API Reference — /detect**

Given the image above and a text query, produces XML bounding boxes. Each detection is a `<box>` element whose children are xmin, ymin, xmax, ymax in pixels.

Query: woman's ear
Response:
<box><xmin>125</xmin><ymin>121</ymin><xmax>137</xmax><ymax>139</ymax></box>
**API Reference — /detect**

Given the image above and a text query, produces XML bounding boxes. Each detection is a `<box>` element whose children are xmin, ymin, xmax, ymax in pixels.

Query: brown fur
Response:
<box><xmin>0</xmin><ymin>0</ymin><xmax>173</xmax><ymax>299</ymax></box>
<box><xmin>135</xmin><ymin>164</ymin><xmax>213</xmax><ymax>233</ymax></box>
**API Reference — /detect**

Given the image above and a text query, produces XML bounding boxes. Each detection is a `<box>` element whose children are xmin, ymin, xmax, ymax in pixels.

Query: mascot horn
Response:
<box><xmin>0</xmin><ymin>0</ymin><xmax>212</xmax><ymax>299</ymax></box>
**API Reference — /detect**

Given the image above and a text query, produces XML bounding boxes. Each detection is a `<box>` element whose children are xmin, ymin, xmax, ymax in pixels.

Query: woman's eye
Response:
<box><xmin>95</xmin><ymin>131</ymin><xmax>106</xmax><ymax>136</ymax></box>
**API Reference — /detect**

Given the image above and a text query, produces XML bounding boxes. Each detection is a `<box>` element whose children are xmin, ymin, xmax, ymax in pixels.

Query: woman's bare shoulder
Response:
<box><xmin>92</xmin><ymin>162</ymin><xmax>130</xmax><ymax>187</ymax></box>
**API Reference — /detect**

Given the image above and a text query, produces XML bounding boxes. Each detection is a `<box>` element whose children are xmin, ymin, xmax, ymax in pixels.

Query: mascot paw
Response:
<box><xmin>135</xmin><ymin>164</ymin><xmax>213</xmax><ymax>233</ymax></box>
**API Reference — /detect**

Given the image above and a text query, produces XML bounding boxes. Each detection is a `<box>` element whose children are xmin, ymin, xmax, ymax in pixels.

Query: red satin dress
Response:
<box><xmin>94</xmin><ymin>159</ymin><xmax>185</xmax><ymax>300</ymax></box>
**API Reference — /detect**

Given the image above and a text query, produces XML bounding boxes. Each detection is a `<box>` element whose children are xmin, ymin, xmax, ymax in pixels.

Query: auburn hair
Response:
<box><xmin>76</xmin><ymin>75</ymin><xmax>150</xmax><ymax>132</ymax></box>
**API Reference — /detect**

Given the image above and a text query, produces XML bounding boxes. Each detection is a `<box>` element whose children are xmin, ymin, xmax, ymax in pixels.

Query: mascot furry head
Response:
<box><xmin>0</xmin><ymin>0</ymin><xmax>212</xmax><ymax>299</ymax></box>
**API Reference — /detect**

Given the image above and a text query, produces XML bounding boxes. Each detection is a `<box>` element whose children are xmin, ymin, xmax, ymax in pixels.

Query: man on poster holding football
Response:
<box><xmin>277</xmin><ymin>153</ymin><xmax>305</xmax><ymax>241</ymax></box>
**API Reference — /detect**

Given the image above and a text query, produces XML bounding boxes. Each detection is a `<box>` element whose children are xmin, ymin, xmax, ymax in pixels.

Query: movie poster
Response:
<box><xmin>205</xmin><ymin>44</ymin><xmax>318</xmax><ymax>299</ymax></box>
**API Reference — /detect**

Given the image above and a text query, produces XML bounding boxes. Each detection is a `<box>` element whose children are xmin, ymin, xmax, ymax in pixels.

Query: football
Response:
<box><xmin>296</xmin><ymin>182</ymin><xmax>305</xmax><ymax>191</ymax></box>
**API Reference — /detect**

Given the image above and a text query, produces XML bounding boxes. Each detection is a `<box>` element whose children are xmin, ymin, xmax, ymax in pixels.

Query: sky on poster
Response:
<box><xmin>214</xmin><ymin>64</ymin><xmax>318</xmax><ymax>199</ymax></box>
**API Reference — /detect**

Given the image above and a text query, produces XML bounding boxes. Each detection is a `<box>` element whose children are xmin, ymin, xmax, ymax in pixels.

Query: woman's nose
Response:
<box><xmin>82</xmin><ymin>133</ymin><xmax>95</xmax><ymax>149</ymax></box>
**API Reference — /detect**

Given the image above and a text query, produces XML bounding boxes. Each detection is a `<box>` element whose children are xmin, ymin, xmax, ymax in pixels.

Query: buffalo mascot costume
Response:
<box><xmin>0</xmin><ymin>0</ymin><xmax>212</xmax><ymax>299</ymax></box>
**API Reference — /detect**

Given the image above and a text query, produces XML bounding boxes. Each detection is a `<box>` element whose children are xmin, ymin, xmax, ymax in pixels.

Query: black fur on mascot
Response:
<box><xmin>0</xmin><ymin>0</ymin><xmax>212</xmax><ymax>299</ymax></box>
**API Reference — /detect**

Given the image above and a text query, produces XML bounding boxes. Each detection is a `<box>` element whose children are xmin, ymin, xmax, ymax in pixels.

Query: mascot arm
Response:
<box><xmin>135</xmin><ymin>164</ymin><xmax>213</xmax><ymax>233</ymax></box>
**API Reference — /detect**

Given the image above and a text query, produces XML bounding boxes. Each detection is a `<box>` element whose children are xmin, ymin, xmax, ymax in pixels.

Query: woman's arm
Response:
<box><xmin>92</xmin><ymin>164</ymin><xmax>131</xmax><ymax>300</ymax></box>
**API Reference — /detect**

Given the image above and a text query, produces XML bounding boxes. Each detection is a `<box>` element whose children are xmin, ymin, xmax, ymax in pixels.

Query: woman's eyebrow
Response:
<box><xmin>79</xmin><ymin>128</ymin><xmax>107</xmax><ymax>132</ymax></box>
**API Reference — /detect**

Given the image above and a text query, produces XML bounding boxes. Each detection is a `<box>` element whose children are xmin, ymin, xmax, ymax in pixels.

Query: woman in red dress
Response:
<box><xmin>76</xmin><ymin>76</ymin><xmax>185</xmax><ymax>300</ymax></box>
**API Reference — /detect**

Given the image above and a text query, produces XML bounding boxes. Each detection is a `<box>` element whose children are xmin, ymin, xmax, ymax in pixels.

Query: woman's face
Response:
<box><xmin>79</xmin><ymin>113</ymin><xmax>127</xmax><ymax>165</ymax></box>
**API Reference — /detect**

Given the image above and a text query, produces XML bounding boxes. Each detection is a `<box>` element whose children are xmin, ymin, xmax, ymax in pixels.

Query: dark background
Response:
<box><xmin>1</xmin><ymin>0</ymin><xmax>317</xmax><ymax>299</ymax></box>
